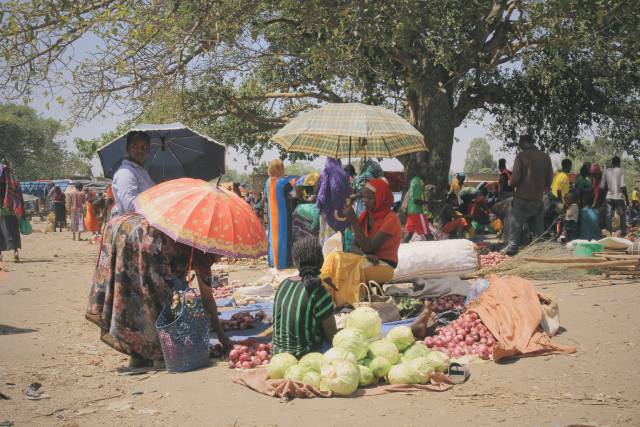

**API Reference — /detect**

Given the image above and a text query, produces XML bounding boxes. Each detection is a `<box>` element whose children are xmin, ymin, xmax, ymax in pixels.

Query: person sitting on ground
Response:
<box><xmin>578</xmin><ymin>192</ymin><xmax>602</xmax><ymax>241</ymax></box>
<box><xmin>629</xmin><ymin>199</ymin><xmax>640</xmax><ymax>228</ymax></box>
<box><xmin>342</xmin><ymin>178</ymin><xmax>402</xmax><ymax>284</ymax></box>
<box><xmin>470</xmin><ymin>188</ymin><xmax>492</xmax><ymax>234</ymax></box>
<box><xmin>559</xmin><ymin>192</ymin><xmax>579</xmax><ymax>243</ymax></box>
<box><xmin>498</xmin><ymin>158</ymin><xmax>513</xmax><ymax>199</ymax></box>
<box><xmin>272</xmin><ymin>237</ymin><xmax>337</xmax><ymax>358</ymax></box>
<box><xmin>439</xmin><ymin>192</ymin><xmax>470</xmax><ymax>239</ymax></box>
<box><xmin>551</xmin><ymin>159</ymin><xmax>572</xmax><ymax>205</ymax></box>
<box><xmin>449</xmin><ymin>172</ymin><xmax>465</xmax><ymax>197</ymax></box>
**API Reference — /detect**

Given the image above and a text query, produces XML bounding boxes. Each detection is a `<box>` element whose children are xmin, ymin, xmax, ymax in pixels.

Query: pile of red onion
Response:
<box><xmin>480</xmin><ymin>251</ymin><xmax>508</xmax><ymax>268</ymax></box>
<box><xmin>228</xmin><ymin>342</ymin><xmax>272</xmax><ymax>369</ymax></box>
<box><xmin>423</xmin><ymin>312</ymin><xmax>496</xmax><ymax>360</ymax></box>
<box><xmin>428</xmin><ymin>294</ymin><xmax>466</xmax><ymax>313</ymax></box>
<box><xmin>219</xmin><ymin>310</ymin><xmax>267</xmax><ymax>331</ymax></box>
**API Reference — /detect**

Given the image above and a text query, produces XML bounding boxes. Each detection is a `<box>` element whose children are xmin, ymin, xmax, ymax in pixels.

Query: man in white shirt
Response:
<box><xmin>600</xmin><ymin>156</ymin><xmax>629</xmax><ymax>235</ymax></box>
<box><xmin>111</xmin><ymin>131</ymin><xmax>155</xmax><ymax>216</ymax></box>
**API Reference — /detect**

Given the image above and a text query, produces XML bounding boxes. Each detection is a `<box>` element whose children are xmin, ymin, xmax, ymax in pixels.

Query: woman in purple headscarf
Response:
<box><xmin>316</xmin><ymin>158</ymin><xmax>350</xmax><ymax>247</ymax></box>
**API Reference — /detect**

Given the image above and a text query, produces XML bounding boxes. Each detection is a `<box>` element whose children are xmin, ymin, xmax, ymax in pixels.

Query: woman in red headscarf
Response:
<box><xmin>344</xmin><ymin>178</ymin><xmax>402</xmax><ymax>284</ymax></box>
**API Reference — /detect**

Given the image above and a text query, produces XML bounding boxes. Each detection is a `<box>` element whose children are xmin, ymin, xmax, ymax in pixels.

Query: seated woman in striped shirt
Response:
<box><xmin>272</xmin><ymin>237</ymin><xmax>337</xmax><ymax>358</ymax></box>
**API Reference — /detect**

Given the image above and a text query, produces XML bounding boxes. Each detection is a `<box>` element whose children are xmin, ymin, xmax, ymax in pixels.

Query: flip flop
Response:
<box><xmin>447</xmin><ymin>362</ymin><xmax>470</xmax><ymax>384</ymax></box>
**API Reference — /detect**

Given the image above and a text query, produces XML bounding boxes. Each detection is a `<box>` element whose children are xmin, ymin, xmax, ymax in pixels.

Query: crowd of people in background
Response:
<box><xmin>255</xmin><ymin>133</ymin><xmax>640</xmax><ymax>276</ymax></box>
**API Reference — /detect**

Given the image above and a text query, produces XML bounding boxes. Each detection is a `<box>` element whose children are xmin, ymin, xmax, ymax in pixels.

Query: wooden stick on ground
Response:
<box><xmin>566</xmin><ymin>260</ymin><xmax>639</xmax><ymax>269</ymax></box>
<box><xmin>592</xmin><ymin>253</ymin><xmax>640</xmax><ymax>260</ymax></box>
<box><xmin>523</xmin><ymin>257</ymin><xmax>609</xmax><ymax>264</ymax></box>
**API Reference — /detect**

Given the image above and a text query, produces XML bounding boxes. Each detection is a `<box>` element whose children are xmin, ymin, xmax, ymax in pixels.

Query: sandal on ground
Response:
<box><xmin>447</xmin><ymin>362</ymin><xmax>470</xmax><ymax>384</ymax></box>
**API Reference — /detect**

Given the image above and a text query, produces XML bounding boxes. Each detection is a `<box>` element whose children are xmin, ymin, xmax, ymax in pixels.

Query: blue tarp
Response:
<box><xmin>210</xmin><ymin>302</ymin><xmax>415</xmax><ymax>346</ymax></box>
<box><xmin>210</xmin><ymin>303</ymin><xmax>274</xmax><ymax>345</ymax></box>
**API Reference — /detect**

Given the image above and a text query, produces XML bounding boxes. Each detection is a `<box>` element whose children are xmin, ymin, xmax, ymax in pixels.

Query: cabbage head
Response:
<box><xmin>358</xmin><ymin>365</ymin><xmax>376</xmax><ymax>387</ymax></box>
<box><xmin>332</xmin><ymin>328</ymin><xmax>369</xmax><ymax>360</ymax></box>
<box><xmin>368</xmin><ymin>339</ymin><xmax>400</xmax><ymax>364</ymax></box>
<box><xmin>369</xmin><ymin>356</ymin><xmax>392</xmax><ymax>378</ymax></box>
<box><xmin>299</xmin><ymin>352</ymin><xmax>326</xmax><ymax>373</ymax></box>
<box><xmin>346</xmin><ymin>307</ymin><xmax>382</xmax><ymax>340</ymax></box>
<box><xmin>267</xmin><ymin>353</ymin><xmax>298</xmax><ymax>379</ymax></box>
<box><xmin>320</xmin><ymin>361</ymin><xmax>360</xmax><ymax>396</ymax></box>
<box><xmin>302</xmin><ymin>371</ymin><xmax>321</xmax><ymax>389</ymax></box>
<box><xmin>360</xmin><ymin>357</ymin><xmax>372</xmax><ymax>367</ymax></box>
<box><xmin>425</xmin><ymin>351</ymin><xmax>450</xmax><ymax>373</ymax></box>
<box><xmin>324</xmin><ymin>347</ymin><xmax>357</xmax><ymax>365</ymax></box>
<box><xmin>408</xmin><ymin>357</ymin><xmax>435</xmax><ymax>384</ymax></box>
<box><xmin>385</xmin><ymin>325</ymin><xmax>415</xmax><ymax>352</ymax></box>
<box><xmin>284</xmin><ymin>364</ymin><xmax>308</xmax><ymax>381</ymax></box>
<box><xmin>401</xmin><ymin>342</ymin><xmax>431</xmax><ymax>363</ymax></box>
<box><xmin>387</xmin><ymin>363</ymin><xmax>420</xmax><ymax>385</ymax></box>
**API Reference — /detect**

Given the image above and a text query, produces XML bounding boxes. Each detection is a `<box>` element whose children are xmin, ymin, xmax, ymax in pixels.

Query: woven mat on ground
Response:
<box><xmin>233</xmin><ymin>367</ymin><xmax>454</xmax><ymax>399</ymax></box>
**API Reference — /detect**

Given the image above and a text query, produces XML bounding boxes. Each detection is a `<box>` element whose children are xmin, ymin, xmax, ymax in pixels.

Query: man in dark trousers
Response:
<box><xmin>502</xmin><ymin>135</ymin><xmax>554</xmax><ymax>255</ymax></box>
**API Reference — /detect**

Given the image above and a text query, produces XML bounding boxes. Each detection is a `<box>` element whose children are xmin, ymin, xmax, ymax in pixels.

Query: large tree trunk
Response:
<box><xmin>403</xmin><ymin>77</ymin><xmax>456</xmax><ymax>200</ymax></box>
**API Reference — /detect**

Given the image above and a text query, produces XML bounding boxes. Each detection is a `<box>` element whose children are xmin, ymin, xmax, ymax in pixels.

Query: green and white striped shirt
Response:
<box><xmin>273</xmin><ymin>277</ymin><xmax>334</xmax><ymax>358</ymax></box>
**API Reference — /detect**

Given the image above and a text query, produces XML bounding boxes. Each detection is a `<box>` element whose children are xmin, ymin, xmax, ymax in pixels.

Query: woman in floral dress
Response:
<box><xmin>86</xmin><ymin>213</ymin><xmax>230</xmax><ymax>368</ymax></box>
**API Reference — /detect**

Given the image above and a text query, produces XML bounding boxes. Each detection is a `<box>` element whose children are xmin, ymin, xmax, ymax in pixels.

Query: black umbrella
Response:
<box><xmin>98</xmin><ymin>122</ymin><xmax>226</xmax><ymax>182</ymax></box>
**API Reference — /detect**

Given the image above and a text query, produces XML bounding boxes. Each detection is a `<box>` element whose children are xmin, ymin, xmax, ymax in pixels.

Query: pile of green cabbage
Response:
<box><xmin>265</xmin><ymin>314</ymin><xmax>451</xmax><ymax>395</ymax></box>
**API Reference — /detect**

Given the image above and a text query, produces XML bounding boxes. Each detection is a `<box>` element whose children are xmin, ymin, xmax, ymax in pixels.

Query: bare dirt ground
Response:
<box><xmin>1</xmin><ymin>224</ymin><xmax>640</xmax><ymax>426</ymax></box>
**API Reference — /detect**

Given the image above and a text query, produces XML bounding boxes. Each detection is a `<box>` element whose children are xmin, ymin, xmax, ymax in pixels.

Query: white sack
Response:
<box><xmin>392</xmin><ymin>240</ymin><xmax>479</xmax><ymax>282</ymax></box>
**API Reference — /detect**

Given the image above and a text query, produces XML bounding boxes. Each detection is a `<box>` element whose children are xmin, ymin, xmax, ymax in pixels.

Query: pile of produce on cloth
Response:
<box><xmin>265</xmin><ymin>307</ymin><xmax>450</xmax><ymax>396</ymax></box>
<box><xmin>228</xmin><ymin>342</ymin><xmax>273</xmax><ymax>369</ymax></box>
<box><xmin>394</xmin><ymin>297</ymin><xmax>424</xmax><ymax>319</ymax></box>
<box><xmin>427</xmin><ymin>294</ymin><xmax>465</xmax><ymax>313</ymax></box>
<box><xmin>219</xmin><ymin>310</ymin><xmax>268</xmax><ymax>331</ymax></box>
<box><xmin>424</xmin><ymin>312</ymin><xmax>496</xmax><ymax>359</ymax></box>
<box><xmin>479</xmin><ymin>251</ymin><xmax>509</xmax><ymax>268</ymax></box>
<box><xmin>212</xmin><ymin>280</ymin><xmax>243</xmax><ymax>299</ymax></box>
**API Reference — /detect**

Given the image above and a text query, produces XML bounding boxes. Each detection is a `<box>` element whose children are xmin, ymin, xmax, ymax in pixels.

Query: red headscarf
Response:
<box><xmin>358</xmin><ymin>178</ymin><xmax>394</xmax><ymax>231</ymax></box>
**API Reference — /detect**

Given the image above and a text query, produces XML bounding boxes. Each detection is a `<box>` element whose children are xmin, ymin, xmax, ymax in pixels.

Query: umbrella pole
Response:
<box><xmin>348</xmin><ymin>137</ymin><xmax>352</xmax><ymax>166</ymax></box>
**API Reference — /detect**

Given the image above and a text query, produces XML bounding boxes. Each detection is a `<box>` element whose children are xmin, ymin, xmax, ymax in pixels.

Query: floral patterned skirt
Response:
<box><xmin>85</xmin><ymin>214</ymin><xmax>189</xmax><ymax>361</ymax></box>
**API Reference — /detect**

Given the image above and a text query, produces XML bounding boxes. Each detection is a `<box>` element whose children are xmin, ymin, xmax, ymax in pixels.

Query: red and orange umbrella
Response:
<box><xmin>134</xmin><ymin>178</ymin><xmax>267</xmax><ymax>258</ymax></box>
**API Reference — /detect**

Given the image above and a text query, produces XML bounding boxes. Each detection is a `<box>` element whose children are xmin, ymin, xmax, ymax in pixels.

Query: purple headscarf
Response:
<box><xmin>316</xmin><ymin>157</ymin><xmax>350</xmax><ymax>232</ymax></box>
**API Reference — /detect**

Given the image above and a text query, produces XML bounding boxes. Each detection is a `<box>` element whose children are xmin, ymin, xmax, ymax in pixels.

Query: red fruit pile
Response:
<box><xmin>480</xmin><ymin>251</ymin><xmax>508</xmax><ymax>268</ymax></box>
<box><xmin>219</xmin><ymin>310</ymin><xmax>267</xmax><ymax>331</ymax></box>
<box><xmin>428</xmin><ymin>294</ymin><xmax>466</xmax><ymax>313</ymax></box>
<box><xmin>228</xmin><ymin>342</ymin><xmax>272</xmax><ymax>369</ymax></box>
<box><xmin>423</xmin><ymin>312</ymin><xmax>496</xmax><ymax>360</ymax></box>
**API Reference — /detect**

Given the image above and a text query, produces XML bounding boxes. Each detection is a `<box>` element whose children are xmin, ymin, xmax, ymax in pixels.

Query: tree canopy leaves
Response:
<box><xmin>464</xmin><ymin>137</ymin><xmax>496</xmax><ymax>174</ymax></box>
<box><xmin>0</xmin><ymin>103</ymin><xmax>91</xmax><ymax>179</ymax></box>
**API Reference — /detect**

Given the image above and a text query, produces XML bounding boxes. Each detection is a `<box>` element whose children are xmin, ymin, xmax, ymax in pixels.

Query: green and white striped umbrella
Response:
<box><xmin>271</xmin><ymin>103</ymin><xmax>427</xmax><ymax>158</ymax></box>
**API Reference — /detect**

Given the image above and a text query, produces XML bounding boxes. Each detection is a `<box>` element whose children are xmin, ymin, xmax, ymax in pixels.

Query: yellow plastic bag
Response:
<box><xmin>320</xmin><ymin>252</ymin><xmax>365</xmax><ymax>308</ymax></box>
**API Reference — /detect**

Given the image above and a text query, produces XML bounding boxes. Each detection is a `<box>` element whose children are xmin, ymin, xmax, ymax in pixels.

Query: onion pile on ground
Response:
<box><xmin>480</xmin><ymin>251</ymin><xmax>508</xmax><ymax>268</ymax></box>
<box><xmin>423</xmin><ymin>312</ymin><xmax>496</xmax><ymax>360</ymax></box>
<box><xmin>428</xmin><ymin>294</ymin><xmax>465</xmax><ymax>313</ymax></box>
<box><xmin>228</xmin><ymin>342</ymin><xmax>272</xmax><ymax>369</ymax></box>
<box><xmin>219</xmin><ymin>310</ymin><xmax>267</xmax><ymax>331</ymax></box>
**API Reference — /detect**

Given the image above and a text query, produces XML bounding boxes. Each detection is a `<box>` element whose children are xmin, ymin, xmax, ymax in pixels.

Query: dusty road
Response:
<box><xmin>1</xmin><ymin>225</ymin><xmax>639</xmax><ymax>426</ymax></box>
